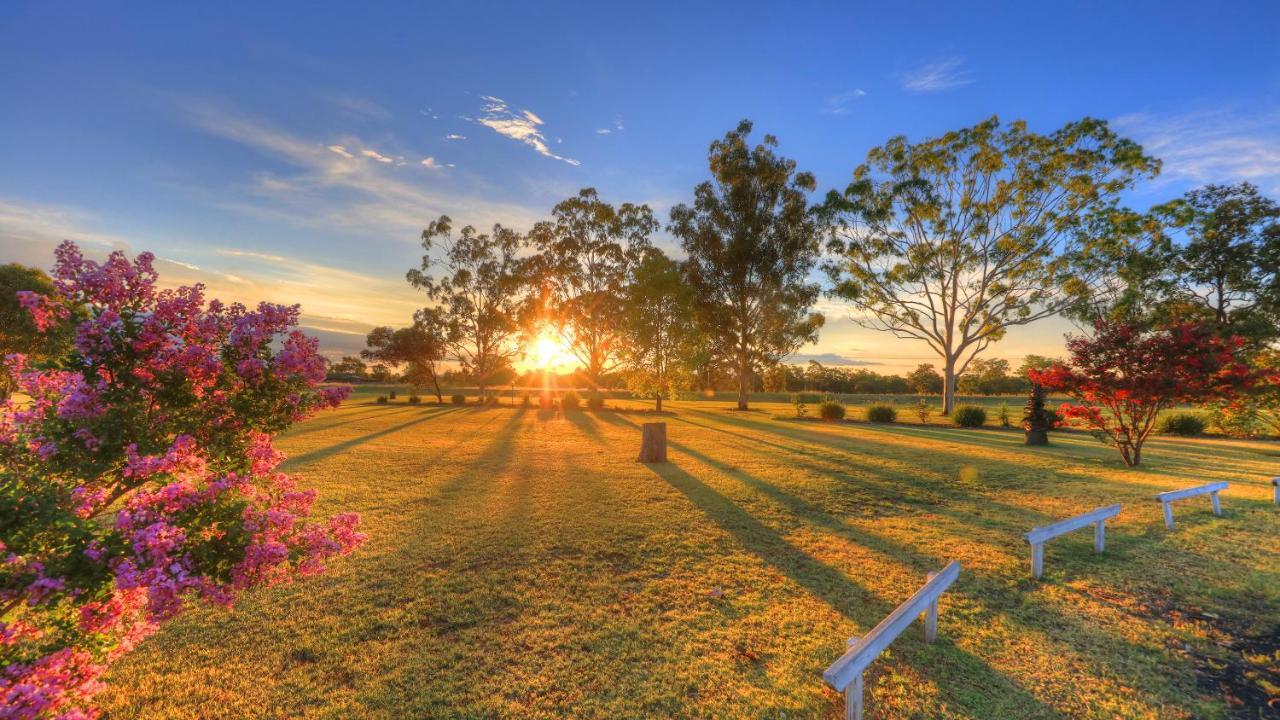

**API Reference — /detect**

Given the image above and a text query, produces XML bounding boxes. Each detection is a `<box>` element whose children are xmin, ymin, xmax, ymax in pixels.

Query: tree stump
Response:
<box><xmin>637</xmin><ymin>422</ymin><xmax>667</xmax><ymax>463</ymax></box>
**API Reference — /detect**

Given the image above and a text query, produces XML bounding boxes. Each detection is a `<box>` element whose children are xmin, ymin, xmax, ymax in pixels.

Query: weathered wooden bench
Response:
<box><xmin>1154</xmin><ymin>481</ymin><xmax>1227</xmax><ymax>529</ymax></box>
<box><xmin>823</xmin><ymin>561</ymin><xmax>960</xmax><ymax>720</ymax></box>
<box><xmin>1023</xmin><ymin>504</ymin><xmax>1122</xmax><ymax>579</ymax></box>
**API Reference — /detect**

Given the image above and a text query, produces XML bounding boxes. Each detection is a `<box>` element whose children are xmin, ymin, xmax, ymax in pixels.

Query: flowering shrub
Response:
<box><xmin>1030</xmin><ymin>320</ymin><xmax>1255</xmax><ymax>465</ymax></box>
<box><xmin>1</xmin><ymin>242</ymin><xmax>363</xmax><ymax>718</ymax></box>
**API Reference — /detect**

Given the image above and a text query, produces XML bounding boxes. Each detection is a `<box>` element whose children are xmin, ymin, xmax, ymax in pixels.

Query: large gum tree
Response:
<box><xmin>821</xmin><ymin>116</ymin><xmax>1159</xmax><ymax>413</ymax></box>
<box><xmin>670</xmin><ymin>120</ymin><xmax>825</xmax><ymax>411</ymax></box>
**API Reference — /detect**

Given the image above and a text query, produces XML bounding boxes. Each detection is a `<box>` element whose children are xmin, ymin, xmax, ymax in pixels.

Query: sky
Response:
<box><xmin>2</xmin><ymin>1</ymin><xmax>1279</xmax><ymax>373</ymax></box>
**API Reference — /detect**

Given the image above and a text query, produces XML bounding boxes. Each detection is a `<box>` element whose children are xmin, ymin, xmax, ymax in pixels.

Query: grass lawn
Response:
<box><xmin>99</xmin><ymin>391</ymin><xmax>1280</xmax><ymax>718</ymax></box>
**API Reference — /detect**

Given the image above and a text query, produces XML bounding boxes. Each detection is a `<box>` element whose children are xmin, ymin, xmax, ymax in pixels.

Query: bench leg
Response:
<box><xmin>844</xmin><ymin>671</ymin><xmax>864</xmax><ymax>720</ymax></box>
<box><xmin>1031</xmin><ymin>543</ymin><xmax>1044</xmax><ymax>579</ymax></box>
<box><xmin>1161</xmin><ymin>501</ymin><xmax>1174</xmax><ymax>530</ymax></box>
<box><xmin>1274</xmin><ymin>480</ymin><xmax>1280</xmax><ymax>505</ymax></box>
<box><xmin>1210</xmin><ymin>492</ymin><xmax>1222</xmax><ymax>516</ymax></box>
<box><xmin>1094</xmin><ymin>520</ymin><xmax>1105</xmax><ymax>553</ymax></box>
<box><xmin>923</xmin><ymin>572</ymin><xmax>939</xmax><ymax>641</ymax></box>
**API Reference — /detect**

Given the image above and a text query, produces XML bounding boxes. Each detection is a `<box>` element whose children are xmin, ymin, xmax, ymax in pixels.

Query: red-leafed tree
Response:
<box><xmin>1029</xmin><ymin>320</ymin><xmax>1256</xmax><ymax>466</ymax></box>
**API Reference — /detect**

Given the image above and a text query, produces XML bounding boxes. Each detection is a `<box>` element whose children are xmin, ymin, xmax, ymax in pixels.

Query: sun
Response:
<box><xmin>523</xmin><ymin>328</ymin><xmax>578</xmax><ymax>372</ymax></box>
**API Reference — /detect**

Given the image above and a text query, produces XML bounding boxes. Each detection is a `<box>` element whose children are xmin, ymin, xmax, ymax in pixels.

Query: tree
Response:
<box><xmin>408</xmin><ymin>217</ymin><xmax>525</xmax><ymax>397</ymax></box>
<box><xmin>1157</xmin><ymin>182</ymin><xmax>1280</xmax><ymax>344</ymax></box>
<box><xmin>670</xmin><ymin>119</ymin><xmax>825</xmax><ymax>410</ymax></box>
<box><xmin>526</xmin><ymin>188</ymin><xmax>657</xmax><ymax>388</ymax></box>
<box><xmin>0</xmin><ymin>264</ymin><xmax>81</xmax><ymax>398</ymax></box>
<box><xmin>363</xmin><ymin>313</ymin><xmax>449</xmax><ymax>403</ymax></box>
<box><xmin>328</xmin><ymin>356</ymin><xmax>367</xmax><ymax>381</ymax></box>
<box><xmin>822</xmin><ymin>116</ymin><xmax>1159</xmax><ymax>413</ymax></box>
<box><xmin>620</xmin><ymin>249</ymin><xmax>695</xmax><ymax>411</ymax></box>
<box><xmin>905</xmin><ymin>363</ymin><xmax>943</xmax><ymax>394</ymax></box>
<box><xmin>1030</xmin><ymin>320</ymin><xmax>1255</xmax><ymax>466</ymax></box>
<box><xmin>0</xmin><ymin>242</ymin><xmax>362</xmax><ymax>718</ymax></box>
<box><xmin>957</xmin><ymin>357</ymin><xmax>1023</xmax><ymax>395</ymax></box>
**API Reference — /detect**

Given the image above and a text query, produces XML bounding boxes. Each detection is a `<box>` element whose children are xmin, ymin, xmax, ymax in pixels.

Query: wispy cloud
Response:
<box><xmin>183</xmin><ymin>101</ymin><xmax>545</xmax><ymax>239</ymax></box>
<box><xmin>471</xmin><ymin>95</ymin><xmax>580</xmax><ymax>165</ymax></box>
<box><xmin>326</xmin><ymin>144</ymin><xmax>354</xmax><ymax>158</ymax></box>
<box><xmin>1113</xmin><ymin>109</ymin><xmax>1280</xmax><ymax>191</ymax></box>
<box><xmin>444</xmin><ymin>133</ymin><xmax>466</xmax><ymax>141</ymax></box>
<box><xmin>596</xmin><ymin>118</ymin><xmax>625</xmax><ymax>135</ymax></box>
<box><xmin>902</xmin><ymin>56</ymin><xmax>973</xmax><ymax>92</ymax></box>
<box><xmin>824</xmin><ymin>89</ymin><xmax>866</xmax><ymax>115</ymax></box>
<box><xmin>360</xmin><ymin>148</ymin><xmax>394</xmax><ymax>163</ymax></box>
<box><xmin>420</xmin><ymin>157</ymin><xmax>443</xmax><ymax>169</ymax></box>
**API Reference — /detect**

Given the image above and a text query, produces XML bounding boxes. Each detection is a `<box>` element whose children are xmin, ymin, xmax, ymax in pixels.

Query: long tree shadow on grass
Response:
<box><xmin>279</xmin><ymin>405</ymin><xmax>464</xmax><ymax>471</ymax></box>
<box><xmin>640</xmin><ymin>458</ymin><xmax>1067</xmax><ymax>719</ymax></box>
<box><xmin>281</xmin><ymin>404</ymin><xmax>420</xmax><ymax>439</ymax></box>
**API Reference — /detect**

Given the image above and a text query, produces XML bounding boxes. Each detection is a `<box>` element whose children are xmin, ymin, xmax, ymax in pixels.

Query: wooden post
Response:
<box><xmin>924</xmin><ymin>572</ymin><xmax>938</xmax><ymax>642</ymax></box>
<box><xmin>1030</xmin><ymin>543</ymin><xmax>1044</xmax><ymax>579</ymax></box>
<box><xmin>844</xmin><ymin>635</ymin><xmax>862</xmax><ymax>720</ymax></box>
<box><xmin>637</xmin><ymin>422</ymin><xmax>667</xmax><ymax>463</ymax></box>
<box><xmin>1161</xmin><ymin>501</ymin><xmax>1174</xmax><ymax>530</ymax></box>
<box><xmin>1273</xmin><ymin>477</ymin><xmax>1280</xmax><ymax>505</ymax></box>
<box><xmin>1210</xmin><ymin>491</ymin><xmax>1222</xmax><ymax>516</ymax></box>
<box><xmin>1093</xmin><ymin>520</ymin><xmax>1105</xmax><ymax>553</ymax></box>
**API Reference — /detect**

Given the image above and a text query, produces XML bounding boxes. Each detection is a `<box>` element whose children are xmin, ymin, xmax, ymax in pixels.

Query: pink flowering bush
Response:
<box><xmin>1</xmin><ymin>242</ymin><xmax>363</xmax><ymax>718</ymax></box>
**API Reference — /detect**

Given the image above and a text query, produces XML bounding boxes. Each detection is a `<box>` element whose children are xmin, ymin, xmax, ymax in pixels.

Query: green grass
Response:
<box><xmin>99</xmin><ymin>392</ymin><xmax>1279</xmax><ymax>718</ymax></box>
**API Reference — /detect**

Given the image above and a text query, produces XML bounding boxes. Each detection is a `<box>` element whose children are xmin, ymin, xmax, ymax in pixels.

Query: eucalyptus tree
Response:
<box><xmin>821</xmin><ymin>116</ymin><xmax>1159</xmax><ymax>413</ymax></box>
<box><xmin>1157</xmin><ymin>182</ymin><xmax>1280</xmax><ymax>344</ymax></box>
<box><xmin>620</xmin><ymin>248</ymin><xmax>696</xmax><ymax>411</ymax></box>
<box><xmin>669</xmin><ymin>120</ymin><xmax>825</xmax><ymax>410</ymax></box>
<box><xmin>363</xmin><ymin>310</ymin><xmax>450</xmax><ymax>403</ymax></box>
<box><xmin>526</xmin><ymin>188</ymin><xmax>657</xmax><ymax>388</ymax></box>
<box><xmin>407</xmin><ymin>217</ymin><xmax>524</xmax><ymax>398</ymax></box>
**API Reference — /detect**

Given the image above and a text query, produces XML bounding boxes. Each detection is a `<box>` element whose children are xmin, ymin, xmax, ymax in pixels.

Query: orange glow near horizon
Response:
<box><xmin>520</xmin><ymin>327</ymin><xmax>580</xmax><ymax>374</ymax></box>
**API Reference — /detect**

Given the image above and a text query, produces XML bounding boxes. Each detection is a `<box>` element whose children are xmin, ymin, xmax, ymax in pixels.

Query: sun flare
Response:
<box><xmin>523</xmin><ymin>328</ymin><xmax>578</xmax><ymax>372</ymax></box>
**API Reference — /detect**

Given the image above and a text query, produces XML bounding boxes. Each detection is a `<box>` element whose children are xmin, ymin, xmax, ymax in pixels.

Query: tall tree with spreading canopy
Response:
<box><xmin>526</xmin><ymin>188</ymin><xmax>657</xmax><ymax>388</ymax></box>
<box><xmin>620</xmin><ymin>248</ymin><xmax>696</xmax><ymax>411</ymax></box>
<box><xmin>821</xmin><ymin>116</ymin><xmax>1159</xmax><ymax>413</ymax></box>
<box><xmin>1157</xmin><ymin>182</ymin><xmax>1280</xmax><ymax>344</ymax></box>
<box><xmin>363</xmin><ymin>311</ymin><xmax>450</xmax><ymax>403</ymax></box>
<box><xmin>669</xmin><ymin>119</ymin><xmax>825</xmax><ymax>410</ymax></box>
<box><xmin>408</xmin><ymin>217</ymin><xmax>525</xmax><ymax>397</ymax></box>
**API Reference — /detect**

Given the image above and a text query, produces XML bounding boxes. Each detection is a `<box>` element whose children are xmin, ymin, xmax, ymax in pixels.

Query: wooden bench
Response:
<box><xmin>823</xmin><ymin>561</ymin><xmax>960</xmax><ymax>720</ymax></box>
<box><xmin>1023</xmin><ymin>504</ymin><xmax>1122</xmax><ymax>579</ymax></box>
<box><xmin>1154</xmin><ymin>481</ymin><xmax>1228</xmax><ymax>529</ymax></box>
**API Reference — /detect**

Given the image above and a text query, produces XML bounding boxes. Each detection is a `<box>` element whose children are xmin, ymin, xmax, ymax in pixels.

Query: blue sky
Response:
<box><xmin>3</xmin><ymin>1</ymin><xmax>1279</xmax><ymax>370</ymax></box>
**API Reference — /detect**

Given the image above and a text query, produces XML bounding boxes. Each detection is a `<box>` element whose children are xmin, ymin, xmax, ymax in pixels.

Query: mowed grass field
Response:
<box><xmin>100</xmin><ymin>391</ymin><xmax>1279</xmax><ymax>719</ymax></box>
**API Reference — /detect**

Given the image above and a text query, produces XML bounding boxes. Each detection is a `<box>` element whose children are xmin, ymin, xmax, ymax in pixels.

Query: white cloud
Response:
<box><xmin>160</xmin><ymin>257</ymin><xmax>200</xmax><ymax>271</ymax></box>
<box><xmin>360</xmin><ymin>148</ymin><xmax>394</xmax><ymax>163</ymax></box>
<box><xmin>596</xmin><ymin>118</ymin><xmax>625</xmax><ymax>135</ymax></box>
<box><xmin>1113</xmin><ymin>109</ymin><xmax>1280</xmax><ymax>191</ymax></box>
<box><xmin>902</xmin><ymin>57</ymin><xmax>973</xmax><ymax>92</ymax></box>
<box><xmin>182</xmin><ymin>101</ymin><xmax>546</xmax><ymax>239</ymax></box>
<box><xmin>596</xmin><ymin>128</ymin><xmax>612</xmax><ymax>135</ymax></box>
<box><xmin>472</xmin><ymin>95</ymin><xmax>580</xmax><ymax>165</ymax></box>
<box><xmin>444</xmin><ymin>134</ymin><xmax>466</xmax><ymax>141</ymax></box>
<box><xmin>420</xmin><ymin>157</ymin><xmax>443</xmax><ymax>169</ymax></box>
<box><xmin>824</xmin><ymin>89</ymin><xmax>866</xmax><ymax>115</ymax></box>
<box><xmin>326</xmin><ymin>144</ymin><xmax>354</xmax><ymax>158</ymax></box>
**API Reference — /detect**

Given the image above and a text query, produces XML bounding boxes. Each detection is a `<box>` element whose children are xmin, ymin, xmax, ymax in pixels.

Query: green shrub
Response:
<box><xmin>998</xmin><ymin>401</ymin><xmax>1011</xmax><ymax>428</ymax></box>
<box><xmin>1160</xmin><ymin>412</ymin><xmax>1206</xmax><ymax>436</ymax></box>
<box><xmin>521</xmin><ymin>393</ymin><xmax>532</xmax><ymax>407</ymax></box>
<box><xmin>791</xmin><ymin>393</ymin><xmax>810</xmax><ymax>418</ymax></box>
<box><xmin>561</xmin><ymin>390</ymin><xmax>581</xmax><ymax>410</ymax></box>
<box><xmin>388</xmin><ymin>390</ymin><xmax>397</xmax><ymax>400</ymax></box>
<box><xmin>587</xmin><ymin>393</ymin><xmax>605</xmax><ymax>410</ymax></box>
<box><xmin>951</xmin><ymin>405</ymin><xmax>987</xmax><ymax>428</ymax></box>
<box><xmin>408</xmin><ymin>394</ymin><xmax>421</xmax><ymax>404</ymax></box>
<box><xmin>451</xmin><ymin>394</ymin><xmax>466</xmax><ymax>405</ymax></box>
<box><xmin>866</xmin><ymin>404</ymin><xmax>896</xmax><ymax>423</ymax></box>
<box><xmin>819</xmin><ymin>400</ymin><xmax>846</xmax><ymax>420</ymax></box>
<box><xmin>376</xmin><ymin>395</ymin><xmax>388</xmax><ymax>404</ymax></box>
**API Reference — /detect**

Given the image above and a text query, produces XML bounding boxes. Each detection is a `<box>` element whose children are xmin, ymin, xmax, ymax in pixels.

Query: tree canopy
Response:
<box><xmin>670</xmin><ymin>119</ymin><xmax>825</xmax><ymax>410</ymax></box>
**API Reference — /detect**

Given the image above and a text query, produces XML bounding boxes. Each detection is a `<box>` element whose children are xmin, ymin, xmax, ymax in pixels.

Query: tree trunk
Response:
<box><xmin>736</xmin><ymin>350</ymin><xmax>750</xmax><ymax>411</ymax></box>
<box><xmin>637</xmin><ymin>422</ymin><xmax>667</xmax><ymax>463</ymax></box>
<box><xmin>942</xmin><ymin>358</ymin><xmax>958</xmax><ymax>415</ymax></box>
<box><xmin>655</xmin><ymin>392</ymin><xmax>663</xmax><ymax>413</ymax></box>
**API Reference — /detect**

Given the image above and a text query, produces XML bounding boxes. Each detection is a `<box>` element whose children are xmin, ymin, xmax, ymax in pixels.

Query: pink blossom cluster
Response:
<box><xmin>1</xmin><ymin>242</ymin><xmax>362</xmax><ymax>719</ymax></box>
